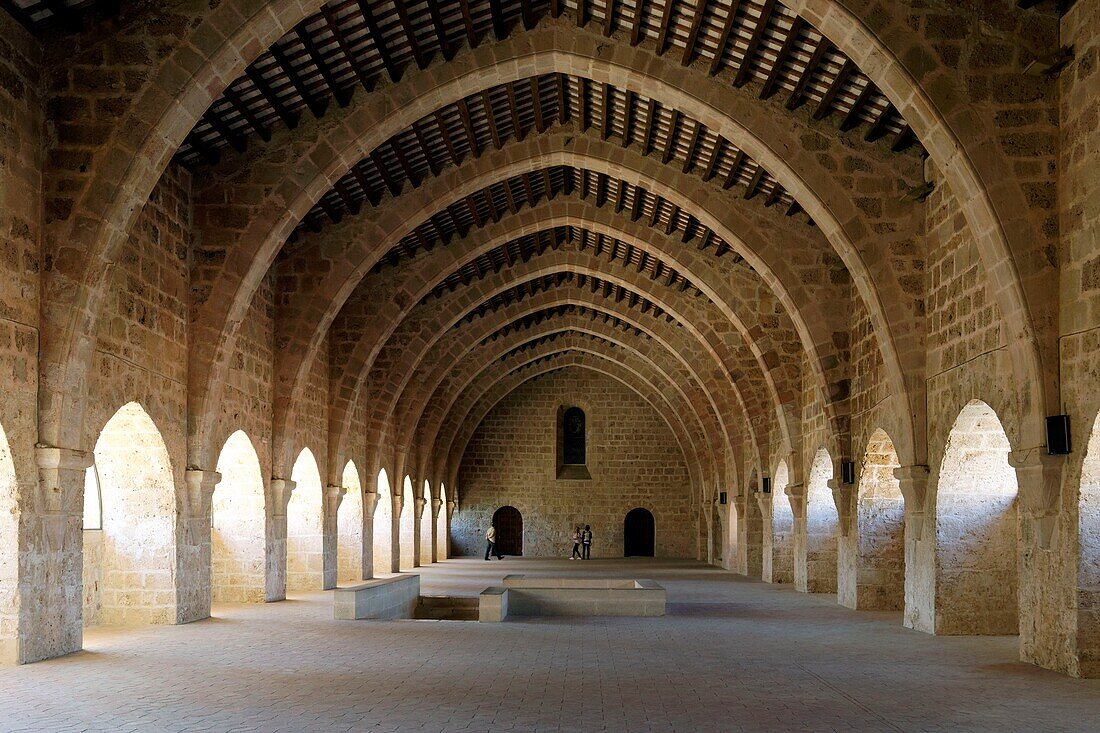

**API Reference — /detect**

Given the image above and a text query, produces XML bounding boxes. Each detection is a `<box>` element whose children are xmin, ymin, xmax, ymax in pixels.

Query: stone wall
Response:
<box><xmin>452</xmin><ymin>368</ymin><xmax>692</xmax><ymax>559</ymax></box>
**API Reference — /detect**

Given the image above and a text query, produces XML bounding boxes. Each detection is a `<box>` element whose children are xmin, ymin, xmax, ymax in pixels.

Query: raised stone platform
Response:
<box><xmin>479</xmin><ymin>575</ymin><xmax>665</xmax><ymax>622</ymax></box>
<box><xmin>333</xmin><ymin>574</ymin><xmax>420</xmax><ymax>620</ymax></box>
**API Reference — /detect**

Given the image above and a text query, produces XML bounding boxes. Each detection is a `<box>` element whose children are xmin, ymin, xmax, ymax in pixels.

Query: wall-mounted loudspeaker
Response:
<box><xmin>1046</xmin><ymin>414</ymin><xmax>1071</xmax><ymax>455</ymax></box>
<box><xmin>761</xmin><ymin>477</ymin><xmax>771</xmax><ymax>494</ymax></box>
<box><xmin>842</xmin><ymin>460</ymin><xmax>855</xmax><ymax>485</ymax></box>
<box><xmin>719</xmin><ymin>492</ymin><xmax>727</xmax><ymax>505</ymax></box>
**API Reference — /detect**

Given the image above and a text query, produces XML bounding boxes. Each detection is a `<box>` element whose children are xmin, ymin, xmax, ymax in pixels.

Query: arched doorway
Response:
<box><xmin>212</xmin><ymin>430</ymin><xmax>266</xmax><ymax>603</ymax></box>
<box><xmin>764</xmin><ymin>461</ymin><xmax>794</xmax><ymax>584</ymax></box>
<box><xmin>801</xmin><ymin>448</ymin><xmax>838</xmax><ymax>593</ymax></box>
<box><xmin>83</xmin><ymin>402</ymin><xmax>177</xmax><ymax>626</ymax></box>
<box><xmin>492</xmin><ymin>506</ymin><xmax>522</xmax><ymax>556</ymax></box>
<box><xmin>337</xmin><ymin>461</ymin><xmax>363</xmax><ymax>582</ymax></box>
<box><xmin>372</xmin><ymin>469</ymin><xmax>392</xmax><ymax>576</ymax></box>
<box><xmin>287</xmin><ymin>448</ymin><xmax>324</xmax><ymax>591</ymax></box>
<box><xmin>399</xmin><ymin>475</ymin><xmax>415</xmax><ymax>570</ymax></box>
<box><xmin>624</xmin><ymin>508</ymin><xmax>655</xmax><ymax>557</ymax></box>
<box><xmin>935</xmin><ymin>400</ymin><xmax>1018</xmax><ymax>635</ymax></box>
<box><xmin>840</xmin><ymin>428</ymin><xmax>905</xmax><ymax>610</ymax></box>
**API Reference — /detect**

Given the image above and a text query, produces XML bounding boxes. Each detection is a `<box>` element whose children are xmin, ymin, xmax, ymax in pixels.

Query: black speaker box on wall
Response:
<box><xmin>1046</xmin><ymin>414</ymin><xmax>1071</xmax><ymax>455</ymax></box>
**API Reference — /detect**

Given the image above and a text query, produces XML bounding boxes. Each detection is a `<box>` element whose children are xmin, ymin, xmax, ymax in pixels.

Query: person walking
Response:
<box><xmin>485</xmin><ymin>524</ymin><xmax>500</xmax><ymax>561</ymax></box>
<box><xmin>582</xmin><ymin>524</ymin><xmax>593</xmax><ymax>560</ymax></box>
<box><xmin>570</xmin><ymin>526</ymin><xmax>582</xmax><ymax>559</ymax></box>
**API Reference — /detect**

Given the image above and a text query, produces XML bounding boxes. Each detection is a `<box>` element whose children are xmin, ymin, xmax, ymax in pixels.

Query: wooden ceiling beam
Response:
<box><xmin>245</xmin><ymin>66</ymin><xmax>300</xmax><ymax>130</ymax></box>
<box><xmin>393</xmin><ymin>1</ymin><xmax>427</xmax><ymax>71</ymax></box>
<box><xmin>786</xmin><ymin>36</ymin><xmax>833</xmax><ymax>111</ymax></box>
<box><xmin>630</xmin><ymin>0</ymin><xmax>646</xmax><ymax>46</ymax></box>
<box><xmin>710</xmin><ymin>0</ymin><xmax>746</xmax><ymax>76</ymax></box>
<box><xmin>412</xmin><ymin>122</ymin><xmax>441</xmax><ymax>176</ymax></box>
<box><xmin>702</xmin><ymin>138</ymin><xmax>723</xmax><ymax>182</ymax></box>
<box><xmin>621</xmin><ymin>89</ymin><xmax>634</xmax><ymax>147</ymax></box>
<box><xmin>370</xmin><ymin>150</ymin><xmax>402</xmax><ymax>197</ymax></box>
<box><xmin>654</xmin><ymin>0</ymin><xmax>676</xmax><ymax>56</ymax></box>
<box><xmin>457</xmin><ymin>0</ymin><xmax>478</xmax><ymax>47</ymax></box>
<box><xmin>723</xmin><ymin>149</ymin><xmax>745</xmax><ymax>189</ymax></box>
<box><xmin>435</xmin><ymin>110</ymin><xmax>462</xmax><ymax>166</ymax></box>
<box><xmin>744</xmin><ymin>167</ymin><xmax>765</xmax><ymax>199</ymax></box>
<box><xmin>864</xmin><ymin>102</ymin><xmax>895</xmax><ymax>143</ymax></box>
<box><xmin>295</xmin><ymin>25</ymin><xmax>351</xmax><ymax>109</ymax></box>
<box><xmin>426</xmin><ymin>0</ymin><xmax>454</xmax><ymax>61</ymax></box>
<box><xmin>269</xmin><ymin>41</ymin><xmax>327</xmax><ymax>119</ymax></box>
<box><xmin>224</xmin><ymin>86</ymin><xmax>271</xmax><ymax>142</ymax></box>
<box><xmin>482</xmin><ymin>90</ymin><xmax>503</xmax><ymax>149</ymax></box>
<box><xmin>520</xmin><ymin>0</ymin><xmax>537</xmax><ymax>30</ymax></box>
<box><xmin>759</xmin><ymin>16</ymin><xmax>805</xmax><ymax>100</ymax></box>
<box><xmin>682</xmin><ymin>121</ymin><xmax>703</xmax><ymax>174</ymax></box>
<box><xmin>604</xmin><ymin>0</ymin><xmax>616</xmax><ymax>36</ymax></box>
<box><xmin>357</xmin><ymin>0</ymin><xmax>399</xmax><ymax>83</ymax></box>
<box><xmin>531</xmin><ymin>77</ymin><xmax>546</xmax><ymax>133</ymax></box>
<box><xmin>839</xmin><ymin>82</ymin><xmax>874</xmax><ymax>132</ymax></box>
<box><xmin>733</xmin><ymin>0</ymin><xmax>777</xmax><ymax>88</ymax></box>
<box><xmin>321</xmin><ymin>6</ymin><xmax>373</xmax><ymax>91</ymax></box>
<box><xmin>601</xmin><ymin>82</ymin><xmax>613</xmax><ymax>141</ymax></box>
<box><xmin>577</xmin><ymin>0</ymin><xmax>587</xmax><ymax>26</ymax></box>
<box><xmin>813</xmin><ymin>58</ymin><xmax>854</xmax><ymax>121</ymax></box>
<box><xmin>505</xmin><ymin>81</ymin><xmax>525</xmax><ymax>141</ymax></box>
<box><xmin>682</xmin><ymin>0</ymin><xmax>709</xmax><ymax>66</ymax></box>
<box><xmin>557</xmin><ymin>73</ymin><xmax>572</xmax><ymax>124</ymax></box>
<box><xmin>662</xmin><ymin>108</ymin><xmax>680</xmax><ymax>164</ymax></box>
<box><xmin>390</xmin><ymin>139</ymin><xmax>420</xmax><ymax>188</ymax></box>
<box><xmin>457</xmin><ymin>99</ymin><xmax>481</xmax><ymax>157</ymax></box>
<box><xmin>641</xmin><ymin>97</ymin><xmax>658</xmax><ymax>155</ymax></box>
<box><xmin>489</xmin><ymin>0</ymin><xmax>508</xmax><ymax>41</ymax></box>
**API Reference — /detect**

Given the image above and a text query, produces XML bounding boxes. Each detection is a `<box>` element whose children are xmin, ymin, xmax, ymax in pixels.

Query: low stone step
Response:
<box><xmin>417</xmin><ymin>595</ymin><xmax>479</xmax><ymax>609</ymax></box>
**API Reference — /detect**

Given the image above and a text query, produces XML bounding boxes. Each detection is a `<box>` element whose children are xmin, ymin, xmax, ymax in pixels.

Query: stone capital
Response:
<box><xmin>446</xmin><ymin>499</ymin><xmax>457</xmax><ymax>517</ymax></box>
<box><xmin>827</xmin><ymin>478</ymin><xmax>853</xmax><ymax>537</ymax></box>
<box><xmin>270</xmin><ymin>478</ymin><xmax>296</xmax><ymax>517</ymax></box>
<box><xmin>325</xmin><ymin>484</ymin><xmax>346</xmax><ymax>514</ymax></box>
<box><xmin>414</xmin><ymin>496</ymin><xmax>428</xmax><ymax>520</ymax></box>
<box><xmin>1009</xmin><ymin>450</ymin><xmax>1065</xmax><ymax>549</ymax></box>
<box><xmin>893</xmin><ymin>464</ymin><xmax>929</xmax><ymax>541</ymax></box>
<box><xmin>34</xmin><ymin>445</ymin><xmax>91</xmax><ymax>514</ymax></box>
<box><xmin>183</xmin><ymin>469</ymin><xmax>221</xmax><ymax>546</ymax></box>
<box><xmin>784</xmin><ymin>482</ymin><xmax>806</xmax><ymax>519</ymax></box>
<box><xmin>431</xmin><ymin>498</ymin><xmax>443</xmax><ymax>518</ymax></box>
<box><xmin>363</xmin><ymin>490</ymin><xmax>380</xmax><ymax>518</ymax></box>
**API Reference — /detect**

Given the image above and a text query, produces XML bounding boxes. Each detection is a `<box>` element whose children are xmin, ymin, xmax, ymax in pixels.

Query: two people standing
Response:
<box><xmin>570</xmin><ymin>524</ymin><xmax>593</xmax><ymax>559</ymax></box>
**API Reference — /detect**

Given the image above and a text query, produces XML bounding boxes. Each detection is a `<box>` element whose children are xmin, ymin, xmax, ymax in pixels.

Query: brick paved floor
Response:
<box><xmin>2</xmin><ymin>558</ymin><xmax>1098</xmax><ymax>732</ymax></box>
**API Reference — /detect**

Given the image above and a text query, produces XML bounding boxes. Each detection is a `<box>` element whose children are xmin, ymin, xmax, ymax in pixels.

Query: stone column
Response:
<box><xmin>181</xmin><ymin>469</ymin><xmax>221</xmax><ymax>623</ymax></box>
<box><xmin>786</xmin><ymin>482</ymin><xmax>807</xmax><ymax>590</ymax></box>
<box><xmin>431</xmin><ymin>498</ymin><xmax>443</xmax><ymax>562</ymax></box>
<box><xmin>322</xmin><ymin>484</ymin><xmax>344</xmax><ymax>590</ymax></box>
<box><xmin>362</xmin><ymin>490</ymin><xmax>379</xmax><ymax>579</ymax></box>
<box><xmin>894</xmin><ymin>465</ymin><xmax>930</xmax><ymax>633</ymax></box>
<box><xmin>413</xmin><ymin>496</ymin><xmax>427</xmax><ymax>567</ymax></box>
<box><xmin>267</xmin><ymin>478</ymin><xmax>295</xmax><ymax>602</ymax></box>
<box><xmin>1009</xmin><ymin>450</ymin><xmax>1067</xmax><ymax>671</ymax></box>
<box><xmin>391</xmin><ymin>492</ymin><xmax>403</xmax><ymax>573</ymax></box>
<box><xmin>22</xmin><ymin>446</ymin><xmax>90</xmax><ymax>663</ymax></box>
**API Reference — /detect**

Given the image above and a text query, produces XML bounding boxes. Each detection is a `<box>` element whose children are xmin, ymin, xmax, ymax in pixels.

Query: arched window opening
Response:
<box><xmin>82</xmin><ymin>465</ymin><xmax>102</xmax><ymax>530</ymax></box>
<box><xmin>0</xmin><ymin>421</ymin><xmax>20</xmax><ymax>656</ymax></box>
<box><xmin>840</xmin><ymin>429</ymin><xmax>905</xmax><ymax>611</ymax></box>
<box><xmin>556</xmin><ymin>405</ymin><xmax>591</xmax><ymax>479</ymax></box>
<box><xmin>624</xmin><ymin>507</ymin><xmax>655</xmax><ymax>557</ymax></box>
<box><xmin>764</xmin><ymin>461</ymin><xmax>794</xmax><ymax>584</ymax></box>
<box><xmin>936</xmin><ymin>400</ymin><xmax>1018</xmax><ymax>635</ymax></box>
<box><xmin>83</xmin><ymin>402</ymin><xmax>176</xmax><ymax>627</ymax></box>
<box><xmin>287</xmin><ymin>448</ymin><xmax>324</xmax><ymax>591</ymax></box>
<box><xmin>212</xmin><ymin>430</ymin><xmax>266</xmax><ymax>603</ymax></box>
<box><xmin>419</xmin><ymin>480</ymin><xmax>433</xmax><ymax>565</ymax></box>
<box><xmin>436</xmin><ymin>484</ymin><xmax>448</xmax><ymax>561</ymax></box>
<box><xmin>373</xmin><ymin>469</ymin><xmax>392</xmax><ymax>576</ymax></box>
<box><xmin>337</xmin><ymin>461</ymin><xmax>363</xmax><ymax>583</ymax></box>
<box><xmin>492</xmin><ymin>506</ymin><xmax>523</xmax><ymax>556</ymax></box>
<box><xmin>399</xmin><ymin>475</ymin><xmax>415</xmax><ymax>570</ymax></box>
<box><xmin>801</xmin><ymin>448</ymin><xmax>838</xmax><ymax>593</ymax></box>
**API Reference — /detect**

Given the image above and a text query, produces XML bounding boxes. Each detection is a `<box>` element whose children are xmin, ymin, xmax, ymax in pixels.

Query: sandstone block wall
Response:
<box><xmin>452</xmin><ymin>368</ymin><xmax>692</xmax><ymax>559</ymax></box>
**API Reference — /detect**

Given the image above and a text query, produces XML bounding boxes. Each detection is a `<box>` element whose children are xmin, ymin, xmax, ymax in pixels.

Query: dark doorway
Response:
<box><xmin>492</xmin><ymin>506</ymin><xmax>523</xmax><ymax>556</ymax></box>
<box><xmin>624</xmin><ymin>508</ymin><xmax>655</xmax><ymax>557</ymax></box>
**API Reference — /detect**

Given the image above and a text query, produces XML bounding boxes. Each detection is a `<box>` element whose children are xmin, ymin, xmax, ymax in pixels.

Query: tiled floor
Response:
<box><xmin>3</xmin><ymin>558</ymin><xmax>1099</xmax><ymax>732</ymax></box>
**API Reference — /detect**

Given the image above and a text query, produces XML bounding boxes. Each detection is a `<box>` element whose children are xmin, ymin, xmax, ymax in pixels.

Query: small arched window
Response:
<box><xmin>557</xmin><ymin>405</ymin><xmax>591</xmax><ymax>480</ymax></box>
<box><xmin>563</xmin><ymin>407</ymin><xmax>586</xmax><ymax>465</ymax></box>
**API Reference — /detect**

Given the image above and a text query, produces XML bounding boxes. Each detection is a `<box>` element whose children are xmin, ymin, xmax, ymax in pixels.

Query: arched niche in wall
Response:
<box><xmin>556</xmin><ymin>405</ymin><xmax>592</xmax><ymax>480</ymax></box>
<box><xmin>764</xmin><ymin>461</ymin><xmax>794</xmax><ymax>585</ymax></box>
<box><xmin>420</xmin><ymin>480</ymin><xmax>433</xmax><ymax>565</ymax></box>
<box><xmin>373</xmin><ymin>469</ymin><xmax>392</xmax><ymax>577</ymax></box>
<box><xmin>399</xmin><ymin>475</ymin><xmax>415</xmax><ymax>570</ymax></box>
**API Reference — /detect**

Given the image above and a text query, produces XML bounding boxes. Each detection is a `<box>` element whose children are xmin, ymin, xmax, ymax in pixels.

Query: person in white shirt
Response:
<box><xmin>484</xmin><ymin>525</ymin><xmax>502</xmax><ymax>560</ymax></box>
<box><xmin>570</xmin><ymin>526</ymin><xmax>582</xmax><ymax>559</ymax></box>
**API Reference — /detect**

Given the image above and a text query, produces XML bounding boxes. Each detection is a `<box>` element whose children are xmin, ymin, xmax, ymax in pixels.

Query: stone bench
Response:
<box><xmin>479</xmin><ymin>576</ymin><xmax>665</xmax><ymax>622</ymax></box>
<box><xmin>333</xmin><ymin>574</ymin><xmax>420</xmax><ymax>620</ymax></box>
